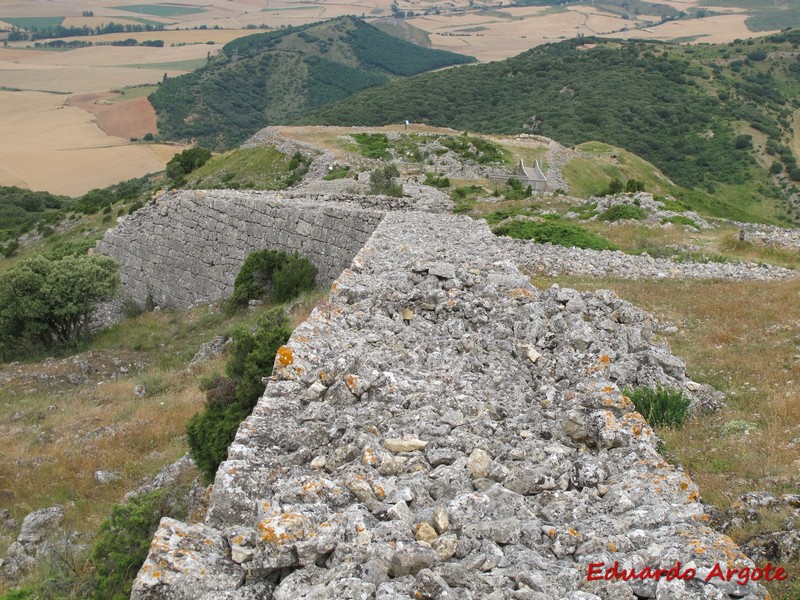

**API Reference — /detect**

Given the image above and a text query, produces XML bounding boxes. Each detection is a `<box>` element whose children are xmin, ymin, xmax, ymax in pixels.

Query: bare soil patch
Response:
<box><xmin>69</xmin><ymin>91</ymin><xmax>157</xmax><ymax>139</ymax></box>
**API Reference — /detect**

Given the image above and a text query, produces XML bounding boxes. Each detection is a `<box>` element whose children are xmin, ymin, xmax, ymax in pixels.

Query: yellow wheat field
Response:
<box><xmin>0</xmin><ymin>90</ymin><xmax>184</xmax><ymax>195</ymax></box>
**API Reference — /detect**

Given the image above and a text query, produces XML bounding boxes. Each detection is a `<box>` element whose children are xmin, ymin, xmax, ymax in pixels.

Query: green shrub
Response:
<box><xmin>600</xmin><ymin>204</ymin><xmax>645</xmax><ymax>222</ymax></box>
<box><xmin>661</xmin><ymin>215</ymin><xmax>699</xmax><ymax>228</ymax></box>
<box><xmin>0</xmin><ymin>254</ymin><xmax>119</xmax><ymax>357</ymax></box>
<box><xmin>605</xmin><ymin>177</ymin><xmax>624</xmax><ymax>195</ymax></box>
<box><xmin>624</xmin><ymin>179</ymin><xmax>646</xmax><ymax>193</ymax></box>
<box><xmin>625</xmin><ymin>386</ymin><xmax>691</xmax><ymax>428</ymax></box>
<box><xmin>272</xmin><ymin>252</ymin><xmax>317</xmax><ymax>302</ymax></box>
<box><xmin>369</xmin><ymin>164</ymin><xmax>403</xmax><ymax>197</ymax></box>
<box><xmin>423</xmin><ymin>172</ymin><xmax>451</xmax><ymax>188</ymax></box>
<box><xmin>228</xmin><ymin>249</ymin><xmax>317</xmax><ymax>311</ymax></box>
<box><xmin>493</xmin><ymin>221</ymin><xmax>617</xmax><ymax>251</ymax></box>
<box><xmin>187</xmin><ymin>308</ymin><xmax>291</xmax><ymax>481</ymax></box>
<box><xmin>186</xmin><ymin>376</ymin><xmax>244</xmax><ymax>481</ymax></box>
<box><xmin>323</xmin><ymin>164</ymin><xmax>351</xmax><ymax>180</ymax></box>
<box><xmin>90</xmin><ymin>488</ymin><xmax>188</xmax><ymax>600</ymax></box>
<box><xmin>283</xmin><ymin>151</ymin><xmax>311</xmax><ymax>187</ymax></box>
<box><xmin>165</xmin><ymin>147</ymin><xmax>212</xmax><ymax>185</ymax></box>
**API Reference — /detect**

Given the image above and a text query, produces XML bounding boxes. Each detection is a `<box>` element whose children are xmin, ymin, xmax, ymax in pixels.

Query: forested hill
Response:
<box><xmin>149</xmin><ymin>17</ymin><xmax>473</xmax><ymax>150</ymax></box>
<box><xmin>304</xmin><ymin>32</ymin><xmax>800</xmax><ymax>211</ymax></box>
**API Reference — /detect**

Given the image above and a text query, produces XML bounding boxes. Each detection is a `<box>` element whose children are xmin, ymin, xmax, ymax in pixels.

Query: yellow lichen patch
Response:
<box><xmin>151</xmin><ymin>571</ymin><xmax>161</xmax><ymax>578</ymax></box>
<box><xmin>374</xmin><ymin>485</ymin><xmax>386</xmax><ymax>499</ymax></box>
<box><xmin>608</xmin><ymin>542</ymin><xmax>618</xmax><ymax>553</ymax></box>
<box><xmin>331</xmin><ymin>282</ymin><xmax>339</xmax><ymax>293</ymax></box>
<box><xmin>602</xmin><ymin>386</ymin><xmax>614</xmax><ymax>393</ymax></box>
<box><xmin>687</xmin><ymin>490</ymin><xmax>700</xmax><ymax>502</ymax></box>
<box><xmin>276</xmin><ymin>346</ymin><xmax>294</xmax><ymax>368</ymax></box>
<box><xmin>301</xmin><ymin>480</ymin><xmax>321</xmax><ymax>495</ymax></box>
<box><xmin>362</xmin><ymin>447</ymin><xmax>379</xmax><ymax>466</ymax></box>
<box><xmin>598</xmin><ymin>354</ymin><xmax>611</xmax><ymax>369</ymax></box>
<box><xmin>689</xmin><ymin>540</ymin><xmax>707</xmax><ymax>554</ymax></box>
<box><xmin>509</xmin><ymin>287</ymin><xmax>535</xmax><ymax>298</ymax></box>
<box><xmin>258</xmin><ymin>513</ymin><xmax>308</xmax><ymax>545</ymax></box>
<box><xmin>567</xmin><ymin>528</ymin><xmax>581</xmax><ymax>538</ymax></box>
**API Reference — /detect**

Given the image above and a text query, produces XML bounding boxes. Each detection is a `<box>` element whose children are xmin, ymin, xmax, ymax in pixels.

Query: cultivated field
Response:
<box><xmin>0</xmin><ymin>90</ymin><xmax>183</xmax><ymax>196</ymax></box>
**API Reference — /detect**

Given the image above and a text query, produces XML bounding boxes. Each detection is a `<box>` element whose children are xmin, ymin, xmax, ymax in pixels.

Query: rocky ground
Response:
<box><xmin>131</xmin><ymin>210</ymin><xmax>770</xmax><ymax>599</ymax></box>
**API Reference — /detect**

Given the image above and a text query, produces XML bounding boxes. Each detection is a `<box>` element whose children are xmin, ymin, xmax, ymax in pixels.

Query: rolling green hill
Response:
<box><xmin>149</xmin><ymin>16</ymin><xmax>473</xmax><ymax>150</ymax></box>
<box><xmin>304</xmin><ymin>32</ymin><xmax>800</xmax><ymax>223</ymax></box>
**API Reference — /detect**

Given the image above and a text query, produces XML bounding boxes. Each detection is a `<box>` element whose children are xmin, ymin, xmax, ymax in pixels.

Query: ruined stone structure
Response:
<box><xmin>490</xmin><ymin>159</ymin><xmax>549</xmax><ymax>192</ymax></box>
<box><xmin>96</xmin><ymin>191</ymin><xmax>384</xmax><ymax>309</ymax></box>
<box><xmin>96</xmin><ymin>191</ymin><xmax>770</xmax><ymax>599</ymax></box>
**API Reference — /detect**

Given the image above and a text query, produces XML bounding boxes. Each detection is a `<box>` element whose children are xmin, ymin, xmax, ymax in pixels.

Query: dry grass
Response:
<box><xmin>0</xmin><ymin>291</ymin><xmax>328</xmax><ymax>539</ymax></box>
<box><xmin>0</xmin><ymin>357</ymin><xmax>211</xmax><ymax>534</ymax></box>
<box><xmin>531</xmin><ymin>274</ymin><xmax>800</xmax><ymax>595</ymax></box>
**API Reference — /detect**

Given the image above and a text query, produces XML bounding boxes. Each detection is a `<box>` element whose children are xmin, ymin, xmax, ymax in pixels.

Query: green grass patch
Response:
<box><xmin>599</xmin><ymin>204</ymin><xmax>645</xmax><ymax>222</ymax></box>
<box><xmin>493</xmin><ymin>220</ymin><xmax>617</xmax><ymax>251</ymax></box>
<box><xmin>484</xmin><ymin>204</ymin><xmax>540</xmax><ymax>224</ymax></box>
<box><xmin>185</xmin><ymin>147</ymin><xmax>301</xmax><ymax>191</ymax></box>
<box><xmin>350</xmin><ymin>133</ymin><xmax>391</xmax><ymax>160</ymax></box>
<box><xmin>122</xmin><ymin>58</ymin><xmax>207</xmax><ymax>72</ymax></box>
<box><xmin>662</xmin><ymin>215</ymin><xmax>700</xmax><ymax>228</ymax></box>
<box><xmin>117</xmin><ymin>4</ymin><xmax>206</xmax><ymax>17</ymax></box>
<box><xmin>625</xmin><ymin>386</ymin><xmax>691</xmax><ymax>428</ymax></box>
<box><xmin>570</xmin><ymin>202</ymin><xmax>598</xmax><ymax>220</ymax></box>
<box><xmin>0</xmin><ymin>16</ymin><xmax>64</xmax><ymax>31</ymax></box>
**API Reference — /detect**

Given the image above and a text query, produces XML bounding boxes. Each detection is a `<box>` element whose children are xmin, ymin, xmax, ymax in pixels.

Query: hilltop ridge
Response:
<box><xmin>148</xmin><ymin>16</ymin><xmax>473</xmax><ymax>150</ymax></box>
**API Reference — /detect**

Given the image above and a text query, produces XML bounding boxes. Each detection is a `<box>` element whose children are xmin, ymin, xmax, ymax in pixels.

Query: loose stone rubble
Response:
<box><xmin>131</xmin><ymin>211</ymin><xmax>767</xmax><ymax>599</ymax></box>
<box><xmin>501</xmin><ymin>237</ymin><xmax>796</xmax><ymax>282</ymax></box>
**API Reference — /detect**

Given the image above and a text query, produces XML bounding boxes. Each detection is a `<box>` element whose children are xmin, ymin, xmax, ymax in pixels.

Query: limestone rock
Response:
<box><xmin>131</xmin><ymin>517</ymin><xmax>244</xmax><ymax>599</ymax></box>
<box><xmin>383</xmin><ymin>438</ymin><xmax>428</xmax><ymax>453</ymax></box>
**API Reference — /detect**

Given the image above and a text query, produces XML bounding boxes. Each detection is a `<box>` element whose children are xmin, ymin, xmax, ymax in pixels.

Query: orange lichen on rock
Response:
<box><xmin>258</xmin><ymin>513</ymin><xmax>308</xmax><ymax>545</ymax></box>
<box><xmin>509</xmin><ymin>287</ymin><xmax>535</xmax><ymax>298</ymax></box>
<box><xmin>276</xmin><ymin>346</ymin><xmax>294</xmax><ymax>368</ymax></box>
<box><xmin>362</xmin><ymin>447</ymin><xmax>379</xmax><ymax>466</ymax></box>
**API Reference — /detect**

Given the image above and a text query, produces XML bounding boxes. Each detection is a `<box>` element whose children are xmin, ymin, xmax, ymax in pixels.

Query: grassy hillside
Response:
<box><xmin>149</xmin><ymin>16</ymin><xmax>473</xmax><ymax>150</ymax></box>
<box><xmin>184</xmin><ymin>147</ymin><xmax>310</xmax><ymax>190</ymax></box>
<box><xmin>304</xmin><ymin>32</ymin><xmax>800</xmax><ymax>223</ymax></box>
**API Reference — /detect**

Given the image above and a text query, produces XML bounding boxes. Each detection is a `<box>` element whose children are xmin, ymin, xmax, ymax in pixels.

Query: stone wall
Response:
<box><xmin>131</xmin><ymin>211</ymin><xmax>767</xmax><ymax>600</ymax></box>
<box><xmin>96</xmin><ymin>190</ymin><xmax>384</xmax><ymax>308</ymax></box>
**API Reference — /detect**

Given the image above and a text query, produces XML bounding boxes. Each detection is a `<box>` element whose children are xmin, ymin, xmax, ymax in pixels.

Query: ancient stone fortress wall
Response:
<box><xmin>130</xmin><ymin>209</ymin><xmax>768</xmax><ymax>599</ymax></box>
<box><xmin>96</xmin><ymin>190</ymin><xmax>385</xmax><ymax>309</ymax></box>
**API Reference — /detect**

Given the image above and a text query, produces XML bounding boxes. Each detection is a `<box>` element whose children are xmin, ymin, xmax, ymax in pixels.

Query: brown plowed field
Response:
<box><xmin>69</xmin><ymin>92</ymin><xmax>157</xmax><ymax>139</ymax></box>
